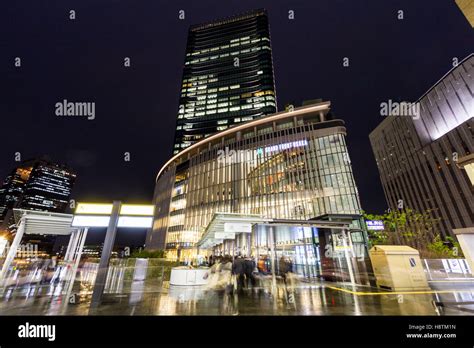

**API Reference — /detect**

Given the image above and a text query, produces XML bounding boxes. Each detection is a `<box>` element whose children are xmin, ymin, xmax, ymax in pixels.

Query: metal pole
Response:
<box><xmin>302</xmin><ymin>227</ymin><xmax>311</xmax><ymax>279</ymax></box>
<box><xmin>64</xmin><ymin>227</ymin><xmax>88</xmax><ymax>297</ymax></box>
<box><xmin>341</xmin><ymin>230</ymin><xmax>356</xmax><ymax>285</ymax></box>
<box><xmin>268</xmin><ymin>226</ymin><xmax>277</xmax><ymax>293</ymax></box>
<box><xmin>90</xmin><ymin>201</ymin><xmax>121</xmax><ymax>308</ymax></box>
<box><xmin>256</xmin><ymin>227</ymin><xmax>260</xmax><ymax>262</ymax></box>
<box><xmin>66</xmin><ymin>230</ymin><xmax>81</xmax><ymax>264</ymax></box>
<box><xmin>63</xmin><ymin>230</ymin><xmax>76</xmax><ymax>262</ymax></box>
<box><xmin>0</xmin><ymin>218</ymin><xmax>26</xmax><ymax>285</ymax></box>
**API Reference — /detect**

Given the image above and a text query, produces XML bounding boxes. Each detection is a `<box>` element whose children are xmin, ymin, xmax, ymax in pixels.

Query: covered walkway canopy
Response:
<box><xmin>0</xmin><ymin>209</ymin><xmax>84</xmax><ymax>286</ymax></box>
<box><xmin>196</xmin><ymin>212</ymin><xmax>351</xmax><ymax>250</ymax></box>
<box><xmin>13</xmin><ymin>209</ymin><xmax>77</xmax><ymax>236</ymax></box>
<box><xmin>197</xmin><ymin>213</ymin><xmax>272</xmax><ymax>249</ymax></box>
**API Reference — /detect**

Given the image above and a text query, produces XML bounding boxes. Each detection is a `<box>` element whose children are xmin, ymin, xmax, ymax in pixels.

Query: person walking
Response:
<box><xmin>279</xmin><ymin>256</ymin><xmax>292</xmax><ymax>284</ymax></box>
<box><xmin>232</xmin><ymin>255</ymin><xmax>245</xmax><ymax>292</ymax></box>
<box><xmin>244</xmin><ymin>256</ymin><xmax>256</xmax><ymax>288</ymax></box>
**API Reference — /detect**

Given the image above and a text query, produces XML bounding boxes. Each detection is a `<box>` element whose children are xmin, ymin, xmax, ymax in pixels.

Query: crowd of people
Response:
<box><xmin>205</xmin><ymin>253</ymin><xmax>294</xmax><ymax>293</ymax></box>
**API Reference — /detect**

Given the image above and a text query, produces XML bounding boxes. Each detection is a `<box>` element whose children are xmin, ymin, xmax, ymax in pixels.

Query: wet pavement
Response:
<box><xmin>0</xmin><ymin>278</ymin><xmax>473</xmax><ymax>316</ymax></box>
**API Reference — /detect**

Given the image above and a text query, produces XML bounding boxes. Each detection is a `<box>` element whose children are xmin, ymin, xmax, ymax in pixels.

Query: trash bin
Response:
<box><xmin>369</xmin><ymin>245</ymin><xmax>429</xmax><ymax>291</ymax></box>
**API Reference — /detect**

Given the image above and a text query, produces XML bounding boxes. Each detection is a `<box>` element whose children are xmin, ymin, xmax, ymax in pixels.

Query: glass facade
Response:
<box><xmin>147</xmin><ymin>102</ymin><xmax>363</xmax><ymax>260</ymax></box>
<box><xmin>211</xmin><ymin>222</ymin><xmax>370</xmax><ymax>284</ymax></box>
<box><xmin>173</xmin><ymin>9</ymin><xmax>277</xmax><ymax>154</ymax></box>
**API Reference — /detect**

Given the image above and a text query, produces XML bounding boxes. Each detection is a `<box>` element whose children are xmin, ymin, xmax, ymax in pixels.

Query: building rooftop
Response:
<box><xmin>189</xmin><ymin>8</ymin><xmax>267</xmax><ymax>32</ymax></box>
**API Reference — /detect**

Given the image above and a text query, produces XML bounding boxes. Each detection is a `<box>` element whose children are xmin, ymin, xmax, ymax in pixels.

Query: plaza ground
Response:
<box><xmin>0</xmin><ymin>275</ymin><xmax>473</xmax><ymax>316</ymax></box>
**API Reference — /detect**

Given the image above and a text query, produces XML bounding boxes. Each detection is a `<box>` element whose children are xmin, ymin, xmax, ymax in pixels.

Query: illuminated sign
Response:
<box><xmin>264</xmin><ymin>140</ymin><xmax>308</xmax><ymax>154</ymax></box>
<box><xmin>224</xmin><ymin>222</ymin><xmax>252</xmax><ymax>233</ymax></box>
<box><xmin>366</xmin><ymin>220</ymin><xmax>384</xmax><ymax>230</ymax></box>
<box><xmin>215</xmin><ymin>232</ymin><xmax>236</xmax><ymax>239</ymax></box>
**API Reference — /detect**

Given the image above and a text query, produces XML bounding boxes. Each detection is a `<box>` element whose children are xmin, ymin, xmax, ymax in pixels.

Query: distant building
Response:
<box><xmin>370</xmin><ymin>54</ymin><xmax>474</xmax><ymax>238</ymax></box>
<box><xmin>0</xmin><ymin>158</ymin><xmax>76</xmax><ymax>229</ymax></box>
<box><xmin>173</xmin><ymin>9</ymin><xmax>277</xmax><ymax>155</ymax></box>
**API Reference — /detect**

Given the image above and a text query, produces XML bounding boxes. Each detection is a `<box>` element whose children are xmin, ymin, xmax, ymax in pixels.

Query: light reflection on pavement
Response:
<box><xmin>0</xmin><ymin>278</ymin><xmax>473</xmax><ymax>316</ymax></box>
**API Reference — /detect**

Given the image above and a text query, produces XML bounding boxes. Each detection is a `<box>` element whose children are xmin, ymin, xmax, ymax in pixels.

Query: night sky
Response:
<box><xmin>1</xmin><ymin>1</ymin><xmax>473</xmax><ymax>245</ymax></box>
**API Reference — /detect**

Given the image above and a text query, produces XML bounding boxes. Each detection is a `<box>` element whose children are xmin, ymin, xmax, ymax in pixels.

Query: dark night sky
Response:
<box><xmin>1</xmin><ymin>1</ymin><xmax>473</xmax><ymax>244</ymax></box>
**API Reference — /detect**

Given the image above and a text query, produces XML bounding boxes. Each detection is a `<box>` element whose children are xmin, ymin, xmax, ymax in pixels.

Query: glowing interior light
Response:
<box><xmin>117</xmin><ymin>216</ymin><xmax>153</xmax><ymax>228</ymax></box>
<box><xmin>120</xmin><ymin>205</ymin><xmax>154</xmax><ymax>216</ymax></box>
<box><xmin>72</xmin><ymin>215</ymin><xmax>110</xmax><ymax>227</ymax></box>
<box><xmin>75</xmin><ymin>203</ymin><xmax>113</xmax><ymax>215</ymax></box>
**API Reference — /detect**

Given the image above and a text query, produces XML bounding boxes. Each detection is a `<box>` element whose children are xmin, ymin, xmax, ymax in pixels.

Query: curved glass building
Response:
<box><xmin>174</xmin><ymin>9</ymin><xmax>277</xmax><ymax>154</ymax></box>
<box><xmin>147</xmin><ymin>101</ymin><xmax>363</xmax><ymax>260</ymax></box>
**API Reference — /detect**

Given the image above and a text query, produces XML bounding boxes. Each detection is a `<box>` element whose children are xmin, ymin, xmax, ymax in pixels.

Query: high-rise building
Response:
<box><xmin>370</xmin><ymin>54</ymin><xmax>474</xmax><ymax>238</ymax></box>
<box><xmin>173</xmin><ymin>9</ymin><xmax>277</xmax><ymax>154</ymax></box>
<box><xmin>0</xmin><ymin>159</ymin><xmax>76</xmax><ymax>229</ymax></box>
<box><xmin>0</xmin><ymin>165</ymin><xmax>30</xmax><ymax>223</ymax></box>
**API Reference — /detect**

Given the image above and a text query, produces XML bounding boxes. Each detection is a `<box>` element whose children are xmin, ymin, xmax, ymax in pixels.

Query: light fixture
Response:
<box><xmin>120</xmin><ymin>204</ymin><xmax>155</xmax><ymax>216</ymax></box>
<box><xmin>117</xmin><ymin>216</ymin><xmax>153</xmax><ymax>228</ymax></box>
<box><xmin>72</xmin><ymin>215</ymin><xmax>110</xmax><ymax>227</ymax></box>
<box><xmin>75</xmin><ymin>203</ymin><xmax>113</xmax><ymax>215</ymax></box>
<box><xmin>73</xmin><ymin>202</ymin><xmax>154</xmax><ymax>228</ymax></box>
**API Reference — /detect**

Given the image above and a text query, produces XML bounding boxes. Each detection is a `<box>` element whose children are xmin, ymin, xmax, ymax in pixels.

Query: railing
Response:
<box><xmin>0</xmin><ymin>258</ymin><xmax>179</xmax><ymax>298</ymax></box>
<box><xmin>422</xmin><ymin>258</ymin><xmax>472</xmax><ymax>280</ymax></box>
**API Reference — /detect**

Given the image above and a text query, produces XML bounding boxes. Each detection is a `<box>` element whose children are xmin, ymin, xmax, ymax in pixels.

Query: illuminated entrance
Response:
<box><xmin>197</xmin><ymin>213</ymin><xmax>372</xmax><ymax>285</ymax></box>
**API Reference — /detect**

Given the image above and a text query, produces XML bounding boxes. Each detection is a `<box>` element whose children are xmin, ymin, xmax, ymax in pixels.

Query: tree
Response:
<box><xmin>427</xmin><ymin>235</ymin><xmax>463</xmax><ymax>259</ymax></box>
<box><xmin>363</xmin><ymin>208</ymin><xmax>459</xmax><ymax>258</ymax></box>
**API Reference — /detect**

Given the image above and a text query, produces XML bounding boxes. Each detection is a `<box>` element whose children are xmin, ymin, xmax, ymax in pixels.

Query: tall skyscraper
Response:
<box><xmin>0</xmin><ymin>159</ymin><xmax>76</xmax><ymax>229</ymax></box>
<box><xmin>370</xmin><ymin>54</ymin><xmax>474</xmax><ymax>238</ymax></box>
<box><xmin>173</xmin><ymin>9</ymin><xmax>277</xmax><ymax>154</ymax></box>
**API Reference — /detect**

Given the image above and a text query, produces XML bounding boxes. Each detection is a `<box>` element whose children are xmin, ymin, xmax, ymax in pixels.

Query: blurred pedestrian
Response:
<box><xmin>244</xmin><ymin>256</ymin><xmax>256</xmax><ymax>288</ymax></box>
<box><xmin>257</xmin><ymin>257</ymin><xmax>266</xmax><ymax>274</ymax></box>
<box><xmin>279</xmin><ymin>256</ymin><xmax>292</xmax><ymax>284</ymax></box>
<box><xmin>232</xmin><ymin>255</ymin><xmax>245</xmax><ymax>291</ymax></box>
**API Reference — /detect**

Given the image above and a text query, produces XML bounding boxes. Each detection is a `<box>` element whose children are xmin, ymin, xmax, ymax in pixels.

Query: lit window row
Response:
<box><xmin>185</xmin><ymin>45</ymin><xmax>271</xmax><ymax>65</ymax></box>
<box><xmin>179</xmin><ymin>102</ymin><xmax>275</xmax><ymax>118</ymax></box>
<box><xmin>186</xmin><ymin>37</ymin><xmax>269</xmax><ymax>57</ymax></box>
